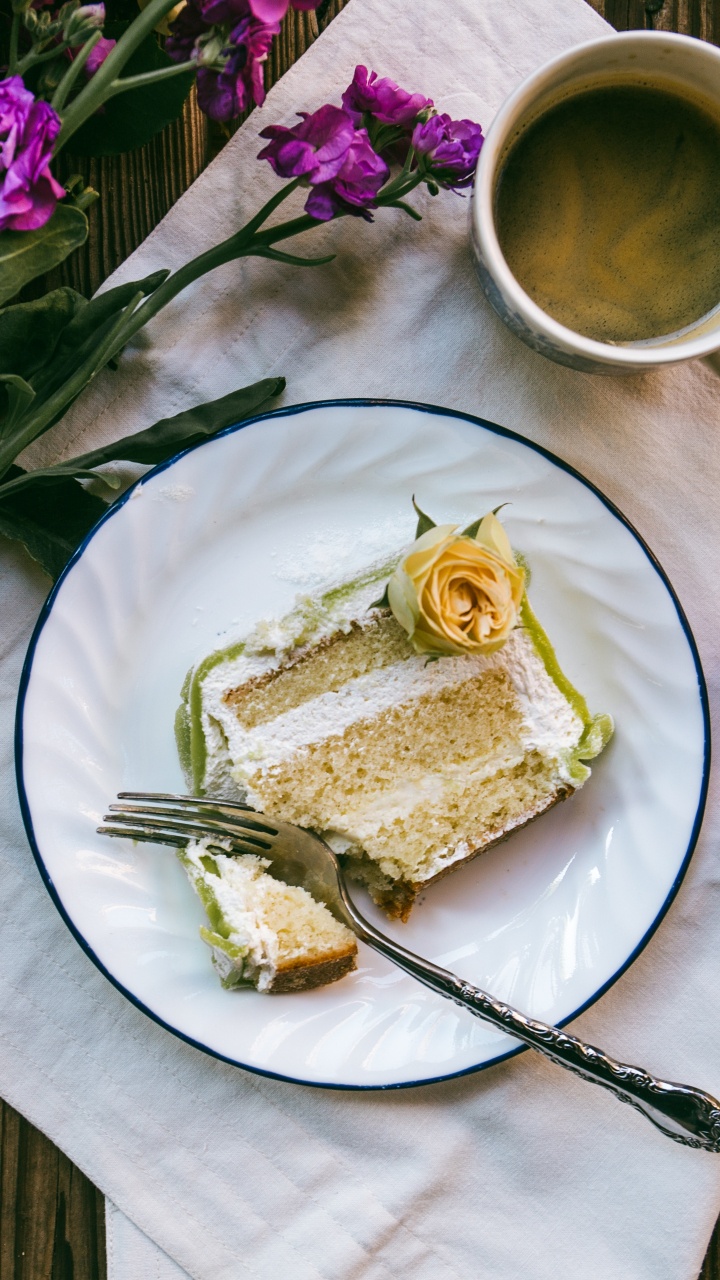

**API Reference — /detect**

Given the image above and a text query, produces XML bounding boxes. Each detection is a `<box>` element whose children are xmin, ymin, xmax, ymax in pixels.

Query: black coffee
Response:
<box><xmin>495</xmin><ymin>84</ymin><xmax>720</xmax><ymax>343</ymax></box>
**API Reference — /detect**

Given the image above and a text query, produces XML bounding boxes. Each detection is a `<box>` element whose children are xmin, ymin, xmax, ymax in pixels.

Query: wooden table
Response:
<box><xmin>2</xmin><ymin>1</ymin><xmax>719</xmax><ymax>1275</ymax></box>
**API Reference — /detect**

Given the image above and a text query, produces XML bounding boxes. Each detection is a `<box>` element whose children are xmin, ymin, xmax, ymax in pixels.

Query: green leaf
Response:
<box><xmin>0</xmin><ymin>376</ymin><xmax>285</xmax><ymax>499</ymax></box>
<box><xmin>67</xmin><ymin>24</ymin><xmax>194</xmax><ymax>157</ymax></box>
<box><xmin>0</xmin><ymin>464</ymin><xmax>121</xmax><ymax>500</ymax></box>
<box><xmin>58</xmin><ymin>271</ymin><xmax>169</xmax><ymax>351</ymax></box>
<box><xmin>60</xmin><ymin>377</ymin><xmax>286</xmax><ymax>470</ymax></box>
<box><xmin>0</xmin><ymin>464</ymin><xmax>106</xmax><ymax>579</ymax></box>
<box><xmin>368</xmin><ymin>584</ymin><xmax>390</xmax><ymax>610</ymax></box>
<box><xmin>0</xmin><ymin>379</ymin><xmax>286</xmax><ymax>577</ymax></box>
<box><xmin>412</xmin><ymin>495</ymin><xmax>436</xmax><ymax>538</ymax></box>
<box><xmin>0</xmin><ymin>374</ymin><xmax>35</xmax><ymax>433</ymax></box>
<box><xmin>15</xmin><ymin>271</ymin><xmax>168</xmax><ymax>412</ymax></box>
<box><xmin>252</xmin><ymin>248</ymin><xmax>336</xmax><ymax>268</ymax></box>
<box><xmin>0</xmin><ymin>204</ymin><xmax>88</xmax><ymax>305</ymax></box>
<box><xmin>388</xmin><ymin>200</ymin><xmax>422</xmax><ymax>221</ymax></box>
<box><xmin>460</xmin><ymin>517</ymin><xmax>481</xmax><ymax>539</ymax></box>
<box><xmin>0</xmin><ymin>288</ymin><xmax>86</xmax><ymax>380</ymax></box>
<box><xmin>461</xmin><ymin>504</ymin><xmax>509</xmax><ymax>540</ymax></box>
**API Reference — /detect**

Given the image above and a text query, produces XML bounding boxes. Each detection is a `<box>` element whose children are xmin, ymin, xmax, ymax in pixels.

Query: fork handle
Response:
<box><xmin>346</xmin><ymin>911</ymin><xmax>720</xmax><ymax>1152</ymax></box>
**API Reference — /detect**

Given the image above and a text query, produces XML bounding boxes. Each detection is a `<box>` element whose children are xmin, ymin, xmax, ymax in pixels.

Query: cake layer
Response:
<box><xmin>225</xmin><ymin>616</ymin><xmax>411</xmax><ymax>730</ymax></box>
<box><xmin>241</xmin><ymin>669</ymin><xmax>574</xmax><ymax>887</ymax></box>
<box><xmin>181</xmin><ymin>842</ymin><xmax>357</xmax><ymax>992</ymax></box>
<box><xmin>215</xmin><ymin>621</ymin><xmax>583</xmax><ymax>785</ymax></box>
<box><xmin>177</xmin><ymin>546</ymin><xmax>613</xmax><ymax>920</ymax></box>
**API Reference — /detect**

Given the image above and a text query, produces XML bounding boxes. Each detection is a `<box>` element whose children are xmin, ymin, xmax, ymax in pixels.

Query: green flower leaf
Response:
<box><xmin>0</xmin><ymin>288</ymin><xmax>85</xmax><ymax>382</ymax></box>
<box><xmin>412</xmin><ymin>494</ymin><xmax>436</xmax><ymax>538</ymax></box>
<box><xmin>0</xmin><ymin>374</ymin><xmax>35</xmax><ymax>433</ymax></box>
<box><xmin>0</xmin><ymin>273</ymin><xmax>167</xmax><ymax>391</ymax></box>
<box><xmin>461</xmin><ymin>504</ymin><xmax>508</xmax><ymax>540</ymax></box>
<box><xmin>57</xmin><ymin>271</ymin><xmax>169</xmax><ymax>353</ymax></box>
<box><xmin>251</xmin><ymin>247</ymin><xmax>336</xmax><ymax>268</ymax></box>
<box><xmin>0</xmin><ymin>378</ymin><xmax>286</xmax><ymax>576</ymax></box>
<box><xmin>0</xmin><ymin>204</ymin><xmax>88</xmax><ymax>305</ymax></box>
<box><xmin>387</xmin><ymin>200</ymin><xmax>422</xmax><ymax>221</ymax></box>
<box><xmin>368</xmin><ymin>583</ymin><xmax>390</xmax><ymax>610</ymax></box>
<box><xmin>0</xmin><ymin>465</ymin><xmax>106</xmax><ymax>578</ymax></box>
<box><xmin>67</xmin><ymin>24</ymin><xmax>194</xmax><ymax>157</ymax></box>
<box><xmin>461</xmin><ymin>517</ymin><xmax>482</xmax><ymax>539</ymax></box>
<box><xmin>61</xmin><ymin>376</ymin><xmax>286</xmax><ymax>470</ymax></box>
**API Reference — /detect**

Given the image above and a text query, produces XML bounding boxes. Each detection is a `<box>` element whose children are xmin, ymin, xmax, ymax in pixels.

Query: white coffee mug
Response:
<box><xmin>470</xmin><ymin>31</ymin><xmax>720</xmax><ymax>374</ymax></box>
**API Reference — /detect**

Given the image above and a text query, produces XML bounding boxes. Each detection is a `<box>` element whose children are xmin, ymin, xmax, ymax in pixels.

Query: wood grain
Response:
<box><xmin>4</xmin><ymin>1</ymin><xmax>720</xmax><ymax>1277</ymax></box>
<box><xmin>1</xmin><ymin>1100</ymin><xmax>105</xmax><ymax>1280</ymax></box>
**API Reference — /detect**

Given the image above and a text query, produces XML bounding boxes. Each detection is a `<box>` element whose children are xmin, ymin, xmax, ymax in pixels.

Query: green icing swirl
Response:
<box><xmin>520</xmin><ymin>593</ymin><xmax>613</xmax><ymax>780</ymax></box>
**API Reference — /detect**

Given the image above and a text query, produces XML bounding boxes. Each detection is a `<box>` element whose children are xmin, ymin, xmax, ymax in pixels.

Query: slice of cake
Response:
<box><xmin>176</xmin><ymin>504</ymin><xmax>613</xmax><ymax>920</ymax></box>
<box><xmin>181</xmin><ymin>840</ymin><xmax>357</xmax><ymax>992</ymax></box>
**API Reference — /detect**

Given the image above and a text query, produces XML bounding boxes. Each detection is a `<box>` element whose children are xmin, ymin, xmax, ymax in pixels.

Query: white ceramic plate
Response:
<box><xmin>16</xmin><ymin>401</ymin><xmax>708</xmax><ymax>1089</ymax></box>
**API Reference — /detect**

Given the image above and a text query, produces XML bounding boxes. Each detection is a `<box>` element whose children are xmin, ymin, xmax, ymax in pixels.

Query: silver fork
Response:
<box><xmin>99</xmin><ymin>792</ymin><xmax>720</xmax><ymax>1152</ymax></box>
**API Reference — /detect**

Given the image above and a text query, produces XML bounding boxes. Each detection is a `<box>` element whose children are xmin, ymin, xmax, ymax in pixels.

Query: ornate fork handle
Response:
<box><xmin>342</xmin><ymin>896</ymin><xmax>720</xmax><ymax>1152</ymax></box>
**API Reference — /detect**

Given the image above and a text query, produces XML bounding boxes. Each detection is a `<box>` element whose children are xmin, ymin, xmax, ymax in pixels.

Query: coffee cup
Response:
<box><xmin>470</xmin><ymin>31</ymin><xmax>720</xmax><ymax>374</ymax></box>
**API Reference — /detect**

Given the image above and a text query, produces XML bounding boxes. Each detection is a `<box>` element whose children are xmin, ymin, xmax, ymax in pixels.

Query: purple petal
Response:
<box><xmin>304</xmin><ymin>183</ymin><xmax>339</xmax><ymax>220</ymax></box>
<box><xmin>258</xmin><ymin>104</ymin><xmax>354</xmax><ymax>182</ymax></box>
<box><xmin>0</xmin><ymin>79</ymin><xmax>64</xmax><ymax>231</ymax></box>
<box><xmin>342</xmin><ymin>64</ymin><xmax>432</xmax><ymax>127</ymax></box>
<box><xmin>85</xmin><ymin>36</ymin><xmax>116</xmax><ymax>76</ymax></box>
<box><xmin>247</xmin><ymin>0</ymin><xmax>288</xmax><ymax>19</ymax></box>
<box><xmin>412</xmin><ymin>113</ymin><xmax>483</xmax><ymax>188</ymax></box>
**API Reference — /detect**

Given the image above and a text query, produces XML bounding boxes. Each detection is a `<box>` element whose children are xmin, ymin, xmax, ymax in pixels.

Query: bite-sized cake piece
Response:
<box><xmin>181</xmin><ymin>840</ymin><xmax>357</xmax><ymax>992</ymax></box>
<box><xmin>176</xmin><ymin>506</ymin><xmax>613</xmax><ymax>920</ymax></box>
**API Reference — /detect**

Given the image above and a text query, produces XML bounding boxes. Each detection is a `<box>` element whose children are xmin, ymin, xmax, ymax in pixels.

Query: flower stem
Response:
<box><xmin>384</xmin><ymin>199</ymin><xmax>422</xmax><ymax>220</ymax></box>
<box><xmin>116</xmin><ymin>187</ymin><xmax>308</xmax><ymax>341</ymax></box>
<box><xmin>239</xmin><ymin>177</ymin><xmax>301</xmax><ymax>237</ymax></box>
<box><xmin>16</xmin><ymin>42</ymin><xmax>73</xmax><ymax>76</ymax></box>
<box><xmin>377</xmin><ymin>172</ymin><xmax>424</xmax><ymax>207</ymax></box>
<box><xmin>104</xmin><ymin>60</ymin><xmax>196</xmax><ymax>99</ymax></box>
<box><xmin>8</xmin><ymin>13</ymin><xmax>19</xmax><ymax>75</ymax></box>
<box><xmin>54</xmin><ymin>0</ymin><xmax>183</xmax><ymax>153</ymax></box>
<box><xmin>51</xmin><ymin>31</ymin><xmax>103</xmax><ymax>112</ymax></box>
<box><xmin>0</xmin><ymin>183</ymin><xmax>307</xmax><ymax>472</ymax></box>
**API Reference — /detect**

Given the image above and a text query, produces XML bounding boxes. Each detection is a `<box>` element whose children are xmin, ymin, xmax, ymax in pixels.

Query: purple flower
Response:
<box><xmin>258</xmin><ymin>104</ymin><xmax>355</xmax><ymax>182</ymax></box>
<box><xmin>411</xmin><ymin>113</ymin><xmax>484</xmax><ymax>189</ymax></box>
<box><xmin>0</xmin><ymin>77</ymin><xmax>64</xmax><ymax>233</ymax></box>
<box><xmin>341</xmin><ymin>65</ymin><xmax>433</xmax><ymax>127</ymax></box>
<box><xmin>249</xmin><ymin>0</ymin><xmax>319</xmax><ymax>17</ymax></box>
<box><xmin>258</xmin><ymin>104</ymin><xmax>389</xmax><ymax>220</ymax></box>
<box><xmin>72</xmin><ymin>3</ymin><xmax>105</xmax><ymax>25</ymax></box>
<box><xmin>168</xmin><ymin>2</ymin><xmax>278</xmax><ymax>120</ymax></box>
<box><xmin>167</xmin><ymin>0</ymin><xmax>322</xmax><ymax>121</ymax></box>
<box><xmin>85</xmin><ymin>36</ymin><xmax>116</xmax><ymax>76</ymax></box>
<box><xmin>199</xmin><ymin>14</ymin><xmax>278</xmax><ymax>118</ymax></box>
<box><xmin>304</xmin><ymin>128</ymin><xmax>389</xmax><ymax>221</ymax></box>
<box><xmin>166</xmin><ymin>0</ymin><xmax>209</xmax><ymax>61</ymax></box>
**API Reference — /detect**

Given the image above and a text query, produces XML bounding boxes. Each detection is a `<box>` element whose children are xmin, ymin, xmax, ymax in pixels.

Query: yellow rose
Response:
<box><xmin>387</xmin><ymin>512</ymin><xmax>525</xmax><ymax>657</ymax></box>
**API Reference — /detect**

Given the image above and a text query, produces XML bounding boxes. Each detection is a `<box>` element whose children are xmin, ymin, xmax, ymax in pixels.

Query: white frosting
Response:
<box><xmin>200</xmin><ymin>628</ymin><xmax>583</xmax><ymax>798</ymax></box>
<box><xmin>198</xmin><ymin>566</ymin><xmax>399</xmax><ymax>797</ymax></box>
<box><xmin>183</xmin><ymin>842</ymin><xmax>279</xmax><ymax>991</ymax></box>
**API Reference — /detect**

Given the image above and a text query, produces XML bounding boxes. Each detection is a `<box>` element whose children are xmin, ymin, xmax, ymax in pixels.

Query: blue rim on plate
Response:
<box><xmin>14</xmin><ymin>398</ymin><xmax>711</xmax><ymax>1091</ymax></box>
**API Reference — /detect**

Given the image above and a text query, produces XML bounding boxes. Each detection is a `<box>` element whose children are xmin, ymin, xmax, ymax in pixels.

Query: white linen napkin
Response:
<box><xmin>3</xmin><ymin>0</ymin><xmax>720</xmax><ymax>1277</ymax></box>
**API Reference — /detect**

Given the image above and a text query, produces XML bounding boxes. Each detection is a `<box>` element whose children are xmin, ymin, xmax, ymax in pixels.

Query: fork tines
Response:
<box><xmin>97</xmin><ymin>791</ymin><xmax>279</xmax><ymax>856</ymax></box>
